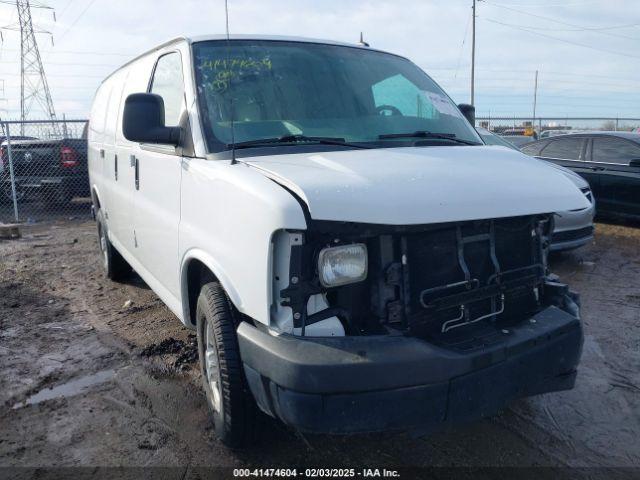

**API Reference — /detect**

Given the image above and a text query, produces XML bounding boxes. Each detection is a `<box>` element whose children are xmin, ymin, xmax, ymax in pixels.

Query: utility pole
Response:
<box><xmin>471</xmin><ymin>0</ymin><xmax>476</xmax><ymax>106</ymax></box>
<box><xmin>532</xmin><ymin>70</ymin><xmax>538</xmax><ymax>123</ymax></box>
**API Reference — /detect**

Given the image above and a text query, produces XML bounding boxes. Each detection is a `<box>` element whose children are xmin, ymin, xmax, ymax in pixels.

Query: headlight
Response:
<box><xmin>580</xmin><ymin>187</ymin><xmax>593</xmax><ymax>204</ymax></box>
<box><xmin>318</xmin><ymin>243</ymin><xmax>368</xmax><ymax>287</ymax></box>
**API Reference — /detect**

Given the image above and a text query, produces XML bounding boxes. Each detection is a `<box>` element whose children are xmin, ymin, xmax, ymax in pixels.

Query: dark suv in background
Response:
<box><xmin>521</xmin><ymin>132</ymin><xmax>640</xmax><ymax>221</ymax></box>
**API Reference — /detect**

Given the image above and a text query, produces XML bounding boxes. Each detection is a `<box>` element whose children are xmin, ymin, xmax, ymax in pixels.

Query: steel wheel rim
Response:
<box><xmin>205</xmin><ymin>321</ymin><xmax>222</xmax><ymax>413</ymax></box>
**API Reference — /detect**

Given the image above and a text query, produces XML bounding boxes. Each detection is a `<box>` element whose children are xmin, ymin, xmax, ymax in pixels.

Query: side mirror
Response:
<box><xmin>122</xmin><ymin>93</ymin><xmax>181</xmax><ymax>145</ymax></box>
<box><xmin>630</xmin><ymin>158</ymin><xmax>640</xmax><ymax>168</ymax></box>
<box><xmin>458</xmin><ymin>103</ymin><xmax>475</xmax><ymax>125</ymax></box>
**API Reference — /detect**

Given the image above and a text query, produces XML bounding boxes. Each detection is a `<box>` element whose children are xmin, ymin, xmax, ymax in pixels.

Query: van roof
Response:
<box><xmin>99</xmin><ymin>35</ymin><xmax>395</xmax><ymax>85</ymax></box>
<box><xmin>189</xmin><ymin>34</ymin><xmax>371</xmax><ymax>48</ymax></box>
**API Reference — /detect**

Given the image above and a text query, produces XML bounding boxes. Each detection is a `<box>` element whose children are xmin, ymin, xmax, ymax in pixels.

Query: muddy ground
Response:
<box><xmin>0</xmin><ymin>220</ymin><xmax>639</xmax><ymax>474</ymax></box>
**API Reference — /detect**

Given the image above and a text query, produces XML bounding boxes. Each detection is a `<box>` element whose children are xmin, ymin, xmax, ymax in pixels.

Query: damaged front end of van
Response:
<box><xmin>235</xmin><ymin>146</ymin><xmax>587</xmax><ymax>436</ymax></box>
<box><xmin>238</xmin><ymin>214</ymin><xmax>582</xmax><ymax>435</ymax></box>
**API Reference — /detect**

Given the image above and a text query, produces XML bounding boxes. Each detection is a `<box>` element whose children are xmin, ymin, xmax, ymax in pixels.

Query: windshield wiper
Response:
<box><xmin>228</xmin><ymin>134</ymin><xmax>370</xmax><ymax>150</ymax></box>
<box><xmin>378</xmin><ymin>131</ymin><xmax>481</xmax><ymax>145</ymax></box>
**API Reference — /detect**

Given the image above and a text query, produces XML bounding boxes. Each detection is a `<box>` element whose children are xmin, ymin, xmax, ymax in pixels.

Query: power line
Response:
<box><xmin>1</xmin><ymin>47</ymin><xmax>132</xmax><ymax>56</ymax></box>
<box><xmin>482</xmin><ymin>0</ymin><xmax>640</xmax><ymax>41</ymax></box>
<box><xmin>445</xmin><ymin>76</ymin><xmax>640</xmax><ymax>90</ymax></box>
<box><xmin>56</xmin><ymin>0</ymin><xmax>98</xmax><ymax>41</ymax></box>
<box><xmin>431</xmin><ymin>66</ymin><xmax>640</xmax><ymax>83</ymax></box>
<box><xmin>1</xmin><ymin>72</ymin><xmax>106</xmax><ymax>78</ymax></box>
<box><xmin>0</xmin><ymin>59</ymin><xmax>117</xmax><ymax>67</ymax></box>
<box><xmin>58</xmin><ymin>0</ymin><xmax>75</xmax><ymax>19</ymax></box>
<box><xmin>482</xmin><ymin>0</ymin><xmax>601</xmax><ymax>7</ymax></box>
<box><xmin>483</xmin><ymin>19</ymin><xmax>640</xmax><ymax>33</ymax></box>
<box><xmin>0</xmin><ymin>0</ymin><xmax>51</xmax><ymax>8</ymax></box>
<box><xmin>484</xmin><ymin>18</ymin><xmax>640</xmax><ymax>60</ymax></box>
<box><xmin>453</xmin><ymin>7</ymin><xmax>472</xmax><ymax>79</ymax></box>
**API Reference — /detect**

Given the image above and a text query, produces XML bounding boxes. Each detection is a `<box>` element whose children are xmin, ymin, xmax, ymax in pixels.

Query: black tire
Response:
<box><xmin>196</xmin><ymin>282</ymin><xmax>257</xmax><ymax>447</ymax></box>
<box><xmin>96</xmin><ymin>208</ymin><xmax>131</xmax><ymax>281</ymax></box>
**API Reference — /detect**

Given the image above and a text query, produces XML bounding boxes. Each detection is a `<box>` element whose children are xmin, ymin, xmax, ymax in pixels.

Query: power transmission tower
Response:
<box><xmin>17</xmin><ymin>0</ymin><xmax>57</xmax><ymax>132</ymax></box>
<box><xmin>1</xmin><ymin>1</ymin><xmax>57</xmax><ymax>132</ymax></box>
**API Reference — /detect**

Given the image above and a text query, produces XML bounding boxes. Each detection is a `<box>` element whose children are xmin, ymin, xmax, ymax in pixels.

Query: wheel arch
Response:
<box><xmin>180</xmin><ymin>250</ymin><xmax>243</xmax><ymax>328</ymax></box>
<box><xmin>91</xmin><ymin>184</ymin><xmax>102</xmax><ymax>212</ymax></box>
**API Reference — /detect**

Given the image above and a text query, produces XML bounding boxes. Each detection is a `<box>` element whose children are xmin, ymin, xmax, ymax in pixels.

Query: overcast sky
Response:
<box><xmin>1</xmin><ymin>0</ymin><xmax>639</xmax><ymax>122</ymax></box>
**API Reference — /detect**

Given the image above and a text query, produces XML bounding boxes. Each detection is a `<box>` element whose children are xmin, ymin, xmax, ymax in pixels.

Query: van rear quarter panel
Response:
<box><xmin>88</xmin><ymin>81</ymin><xmax>111</xmax><ymax>206</ymax></box>
<box><xmin>179</xmin><ymin>159</ymin><xmax>306</xmax><ymax>326</ymax></box>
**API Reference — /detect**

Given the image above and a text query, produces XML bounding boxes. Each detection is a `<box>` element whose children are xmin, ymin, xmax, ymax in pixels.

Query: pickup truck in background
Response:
<box><xmin>0</xmin><ymin>136</ymin><xmax>89</xmax><ymax>204</ymax></box>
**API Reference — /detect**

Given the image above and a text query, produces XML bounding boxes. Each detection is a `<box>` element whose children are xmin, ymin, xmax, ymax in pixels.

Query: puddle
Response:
<box><xmin>12</xmin><ymin>369</ymin><xmax>116</xmax><ymax>409</ymax></box>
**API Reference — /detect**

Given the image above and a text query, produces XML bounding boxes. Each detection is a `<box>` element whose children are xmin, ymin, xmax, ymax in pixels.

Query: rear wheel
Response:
<box><xmin>196</xmin><ymin>282</ymin><xmax>258</xmax><ymax>447</ymax></box>
<box><xmin>96</xmin><ymin>209</ymin><xmax>131</xmax><ymax>280</ymax></box>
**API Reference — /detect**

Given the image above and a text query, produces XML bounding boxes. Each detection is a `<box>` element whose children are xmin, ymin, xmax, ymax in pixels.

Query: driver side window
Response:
<box><xmin>372</xmin><ymin>74</ymin><xmax>436</xmax><ymax>118</ymax></box>
<box><xmin>150</xmin><ymin>52</ymin><xmax>185</xmax><ymax>127</ymax></box>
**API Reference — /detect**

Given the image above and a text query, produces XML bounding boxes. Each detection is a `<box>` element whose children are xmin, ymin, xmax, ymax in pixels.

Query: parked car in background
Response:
<box><xmin>501</xmin><ymin>134</ymin><xmax>537</xmax><ymax>147</ymax></box>
<box><xmin>0</xmin><ymin>137</ymin><xmax>89</xmax><ymax>204</ymax></box>
<box><xmin>89</xmin><ymin>35</ymin><xmax>588</xmax><ymax>446</ymax></box>
<box><xmin>521</xmin><ymin>132</ymin><xmax>640</xmax><ymax>221</ymax></box>
<box><xmin>540</xmin><ymin>130</ymin><xmax>571</xmax><ymax>139</ymax></box>
<box><xmin>478</xmin><ymin>127</ymin><xmax>595</xmax><ymax>251</ymax></box>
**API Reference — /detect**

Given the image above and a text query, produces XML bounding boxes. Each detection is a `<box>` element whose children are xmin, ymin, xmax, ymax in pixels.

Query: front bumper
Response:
<box><xmin>551</xmin><ymin>204</ymin><xmax>595</xmax><ymax>251</ymax></box>
<box><xmin>550</xmin><ymin>225</ymin><xmax>594</xmax><ymax>252</ymax></box>
<box><xmin>238</xmin><ymin>304</ymin><xmax>583</xmax><ymax>435</ymax></box>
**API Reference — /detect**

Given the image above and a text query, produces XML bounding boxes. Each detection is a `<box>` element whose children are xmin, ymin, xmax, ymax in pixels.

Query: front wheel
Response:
<box><xmin>196</xmin><ymin>282</ymin><xmax>258</xmax><ymax>447</ymax></box>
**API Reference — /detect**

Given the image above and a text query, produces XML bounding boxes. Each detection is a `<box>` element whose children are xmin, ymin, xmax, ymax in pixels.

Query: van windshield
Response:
<box><xmin>192</xmin><ymin>40</ymin><xmax>481</xmax><ymax>153</ymax></box>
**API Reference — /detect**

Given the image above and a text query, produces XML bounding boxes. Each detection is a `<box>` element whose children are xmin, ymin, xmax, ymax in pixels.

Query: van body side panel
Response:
<box><xmin>99</xmin><ymin>69</ymin><xmax>127</xmax><ymax>223</ymax></box>
<box><xmin>178</xmin><ymin>159</ymin><xmax>306</xmax><ymax>325</ymax></box>
<box><xmin>133</xmin><ymin>146</ymin><xmax>183</xmax><ymax>298</ymax></box>
<box><xmin>111</xmin><ymin>55</ymin><xmax>156</xmax><ymax>254</ymax></box>
<box><xmin>107</xmin><ymin>232</ymin><xmax>184</xmax><ymax>320</ymax></box>
<box><xmin>131</xmin><ymin>45</ymin><xmax>191</xmax><ymax>301</ymax></box>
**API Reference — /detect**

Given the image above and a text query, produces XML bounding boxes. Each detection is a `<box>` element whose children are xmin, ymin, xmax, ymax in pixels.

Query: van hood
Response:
<box><xmin>544</xmin><ymin>161</ymin><xmax>590</xmax><ymax>189</ymax></box>
<box><xmin>245</xmin><ymin>145</ymin><xmax>591</xmax><ymax>225</ymax></box>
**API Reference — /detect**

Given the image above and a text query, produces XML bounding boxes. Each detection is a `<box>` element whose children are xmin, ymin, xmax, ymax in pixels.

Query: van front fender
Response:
<box><xmin>180</xmin><ymin>248</ymin><xmax>243</xmax><ymax>327</ymax></box>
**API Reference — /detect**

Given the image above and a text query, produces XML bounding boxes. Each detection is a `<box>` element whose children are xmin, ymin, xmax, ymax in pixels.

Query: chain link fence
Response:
<box><xmin>0</xmin><ymin>119</ymin><xmax>90</xmax><ymax>225</ymax></box>
<box><xmin>476</xmin><ymin>116</ymin><xmax>640</xmax><ymax>134</ymax></box>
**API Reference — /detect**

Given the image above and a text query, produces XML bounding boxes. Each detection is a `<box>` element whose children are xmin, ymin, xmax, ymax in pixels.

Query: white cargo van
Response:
<box><xmin>88</xmin><ymin>35</ymin><xmax>588</xmax><ymax>447</ymax></box>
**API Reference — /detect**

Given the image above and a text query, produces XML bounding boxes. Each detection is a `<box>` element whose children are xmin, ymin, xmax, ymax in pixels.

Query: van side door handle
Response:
<box><xmin>100</xmin><ymin>149</ymin><xmax>105</xmax><ymax>158</ymax></box>
<box><xmin>134</xmin><ymin>157</ymin><xmax>139</xmax><ymax>190</ymax></box>
<box><xmin>114</xmin><ymin>154</ymin><xmax>118</xmax><ymax>180</ymax></box>
<box><xmin>129</xmin><ymin>155</ymin><xmax>139</xmax><ymax>190</ymax></box>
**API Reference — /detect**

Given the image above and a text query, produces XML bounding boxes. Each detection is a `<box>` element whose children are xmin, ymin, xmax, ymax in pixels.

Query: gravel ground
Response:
<box><xmin>0</xmin><ymin>220</ymin><xmax>639</xmax><ymax>474</ymax></box>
